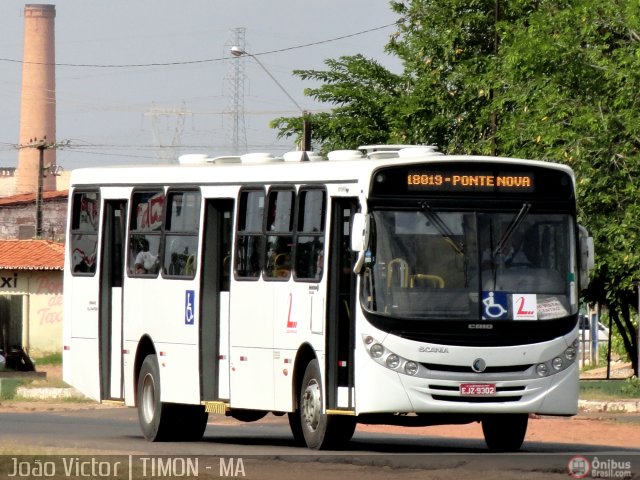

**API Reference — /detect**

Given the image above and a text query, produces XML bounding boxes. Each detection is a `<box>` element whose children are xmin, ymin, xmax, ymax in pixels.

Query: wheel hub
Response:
<box><xmin>141</xmin><ymin>373</ymin><xmax>156</xmax><ymax>423</ymax></box>
<box><xmin>301</xmin><ymin>379</ymin><xmax>321</xmax><ymax>432</ymax></box>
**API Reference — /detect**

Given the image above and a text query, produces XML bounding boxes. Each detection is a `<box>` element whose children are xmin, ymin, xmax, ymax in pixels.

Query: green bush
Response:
<box><xmin>580</xmin><ymin>379</ymin><xmax>640</xmax><ymax>400</ymax></box>
<box><xmin>621</xmin><ymin>377</ymin><xmax>640</xmax><ymax>398</ymax></box>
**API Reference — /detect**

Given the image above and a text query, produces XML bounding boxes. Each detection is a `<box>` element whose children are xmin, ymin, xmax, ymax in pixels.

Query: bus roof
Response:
<box><xmin>69</xmin><ymin>147</ymin><xmax>575</xmax><ymax>188</ymax></box>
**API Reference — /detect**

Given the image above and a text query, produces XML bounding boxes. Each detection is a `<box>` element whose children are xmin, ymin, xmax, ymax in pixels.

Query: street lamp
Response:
<box><xmin>230</xmin><ymin>46</ymin><xmax>311</xmax><ymax>152</ymax></box>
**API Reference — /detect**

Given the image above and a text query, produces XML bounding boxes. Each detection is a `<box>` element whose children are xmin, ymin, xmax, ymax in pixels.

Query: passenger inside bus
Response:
<box><xmin>134</xmin><ymin>238</ymin><xmax>158</xmax><ymax>274</ymax></box>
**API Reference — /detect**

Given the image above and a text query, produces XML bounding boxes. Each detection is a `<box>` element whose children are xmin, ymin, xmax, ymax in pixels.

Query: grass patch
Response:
<box><xmin>580</xmin><ymin>377</ymin><xmax>640</xmax><ymax>400</ymax></box>
<box><xmin>34</xmin><ymin>352</ymin><xmax>62</xmax><ymax>366</ymax></box>
<box><xmin>23</xmin><ymin>377</ymin><xmax>70</xmax><ymax>389</ymax></box>
<box><xmin>0</xmin><ymin>378</ymin><xmax>24</xmax><ymax>400</ymax></box>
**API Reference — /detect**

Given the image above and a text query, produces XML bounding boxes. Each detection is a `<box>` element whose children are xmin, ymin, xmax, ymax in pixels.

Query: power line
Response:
<box><xmin>0</xmin><ymin>22</ymin><xmax>398</xmax><ymax>68</ymax></box>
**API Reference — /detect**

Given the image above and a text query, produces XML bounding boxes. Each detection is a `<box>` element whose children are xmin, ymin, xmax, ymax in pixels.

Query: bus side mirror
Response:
<box><xmin>350</xmin><ymin>213</ymin><xmax>369</xmax><ymax>252</ymax></box>
<box><xmin>578</xmin><ymin>225</ymin><xmax>594</xmax><ymax>288</ymax></box>
<box><xmin>351</xmin><ymin>213</ymin><xmax>370</xmax><ymax>274</ymax></box>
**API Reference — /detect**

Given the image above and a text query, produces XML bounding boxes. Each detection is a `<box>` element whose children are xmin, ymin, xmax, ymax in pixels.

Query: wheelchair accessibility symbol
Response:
<box><xmin>482</xmin><ymin>291</ymin><xmax>508</xmax><ymax>319</ymax></box>
<box><xmin>185</xmin><ymin>290</ymin><xmax>195</xmax><ymax>325</ymax></box>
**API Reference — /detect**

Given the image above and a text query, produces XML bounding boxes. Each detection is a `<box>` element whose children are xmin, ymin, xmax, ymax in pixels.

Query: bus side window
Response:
<box><xmin>294</xmin><ymin>188</ymin><xmax>326</xmax><ymax>281</ymax></box>
<box><xmin>70</xmin><ymin>191</ymin><xmax>100</xmax><ymax>275</ymax></box>
<box><xmin>128</xmin><ymin>190</ymin><xmax>164</xmax><ymax>277</ymax></box>
<box><xmin>264</xmin><ymin>188</ymin><xmax>295</xmax><ymax>280</ymax></box>
<box><xmin>235</xmin><ymin>189</ymin><xmax>265</xmax><ymax>279</ymax></box>
<box><xmin>162</xmin><ymin>190</ymin><xmax>201</xmax><ymax>278</ymax></box>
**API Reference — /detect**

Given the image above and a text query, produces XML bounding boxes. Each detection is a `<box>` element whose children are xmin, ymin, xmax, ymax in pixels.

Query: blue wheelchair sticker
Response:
<box><xmin>185</xmin><ymin>290</ymin><xmax>195</xmax><ymax>325</ymax></box>
<box><xmin>482</xmin><ymin>291</ymin><xmax>508</xmax><ymax>320</ymax></box>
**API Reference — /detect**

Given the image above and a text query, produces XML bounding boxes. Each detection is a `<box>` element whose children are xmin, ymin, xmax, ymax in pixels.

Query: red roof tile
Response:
<box><xmin>0</xmin><ymin>240</ymin><xmax>65</xmax><ymax>270</ymax></box>
<box><xmin>0</xmin><ymin>190</ymin><xmax>68</xmax><ymax>206</ymax></box>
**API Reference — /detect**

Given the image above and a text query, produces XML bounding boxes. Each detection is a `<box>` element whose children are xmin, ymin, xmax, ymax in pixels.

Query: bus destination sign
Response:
<box><xmin>407</xmin><ymin>171</ymin><xmax>534</xmax><ymax>192</ymax></box>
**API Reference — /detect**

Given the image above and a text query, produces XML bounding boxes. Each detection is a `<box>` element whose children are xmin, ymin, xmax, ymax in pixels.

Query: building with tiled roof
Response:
<box><xmin>0</xmin><ymin>240</ymin><xmax>64</xmax><ymax>270</ymax></box>
<box><xmin>0</xmin><ymin>240</ymin><xmax>65</xmax><ymax>357</ymax></box>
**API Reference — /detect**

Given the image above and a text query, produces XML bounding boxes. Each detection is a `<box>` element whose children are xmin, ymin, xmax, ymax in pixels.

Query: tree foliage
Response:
<box><xmin>274</xmin><ymin>0</ymin><xmax>640</xmax><ymax>374</ymax></box>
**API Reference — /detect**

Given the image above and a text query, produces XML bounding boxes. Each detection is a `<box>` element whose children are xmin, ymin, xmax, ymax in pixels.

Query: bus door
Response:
<box><xmin>99</xmin><ymin>199</ymin><xmax>127</xmax><ymax>400</ymax></box>
<box><xmin>199</xmin><ymin>199</ymin><xmax>234</xmax><ymax>401</ymax></box>
<box><xmin>325</xmin><ymin>198</ymin><xmax>358</xmax><ymax>411</ymax></box>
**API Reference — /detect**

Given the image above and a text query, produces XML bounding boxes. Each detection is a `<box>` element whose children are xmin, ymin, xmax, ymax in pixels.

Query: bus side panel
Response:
<box><xmin>229</xmin><ymin>281</ymin><xmax>275</xmax><ymax>410</ymax></box>
<box><xmin>62</xmin><ymin>275</ymin><xmax>101</xmax><ymax>401</ymax></box>
<box><xmin>123</xmin><ymin>279</ymin><xmax>201</xmax><ymax>405</ymax></box>
<box><xmin>123</xmin><ymin>338</ymin><xmax>136</xmax><ymax>406</ymax></box>
<box><xmin>217</xmin><ymin>291</ymin><xmax>231</xmax><ymax>399</ymax></box>
<box><xmin>272</xmin><ymin>285</ymin><xmax>299</xmax><ymax>412</ymax></box>
<box><xmin>272</xmin><ymin>281</ymin><xmax>326</xmax><ymax>412</ymax></box>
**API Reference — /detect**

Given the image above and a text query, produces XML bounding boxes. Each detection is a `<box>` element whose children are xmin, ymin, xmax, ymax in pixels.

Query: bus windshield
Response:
<box><xmin>361</xmin><ymin>209</ymin><xmax>578</xmax><ymax>321</ymax></box>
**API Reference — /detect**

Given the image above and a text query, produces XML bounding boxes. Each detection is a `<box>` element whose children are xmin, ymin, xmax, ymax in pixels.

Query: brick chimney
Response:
<box><xmin>16</xmin><ymin>4</ymin><xmax>57</xmax><ymax>194</ymax></box>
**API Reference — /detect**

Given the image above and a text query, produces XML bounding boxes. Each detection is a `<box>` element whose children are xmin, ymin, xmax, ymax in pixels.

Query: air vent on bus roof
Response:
<box><xmin>212</xmin><ymin>156</ymin><xmax>241</xmax><ymax>164</ymax></box>
<box><xmin>178</xmin><ymin>154</ymin><xmax>212</xmax><ymax>165</ymax></box>
<box><xmin>327</xmin><ymin>150</ymin><xmax>365</xmax><ymax>161</ymax></box>
<box><xmin>240</xmin><ymin>152</ymin><xmax>284</xmax><ymax>164</ymax></box>
<box><xmin>358</xmin><ymin>144</ymin><xmax>441</xmax><ymax>159</ymax></box>
<box><xmin>283</xmin><ymin>151</ymin><xmax>325</xmax><ymax>162</ymax></box>
<box><xmin>398</xmin><ymin>146</ymin><xmax>442</xmax><ymax>157</ymax></box>
<box><xmin>359</xmin><ymin>144</ymin><xmax>418</xmax><ymax>155</ymax></box>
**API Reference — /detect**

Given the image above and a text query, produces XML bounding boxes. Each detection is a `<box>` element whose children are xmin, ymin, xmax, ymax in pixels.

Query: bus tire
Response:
<box><xmin>287</xmin><ymin>411</ymin><xmax>305</xmax><ymax>446</ymax></box>
<box><xmin>481</xmin><ymin>414</ymin><xmax>528</xmax><ymax>452</ymax></box>
<box><xmin>298</xmin><ymin>359</ymin><xmax>356</xmax><ymax>450</ymax></box>
<box><xmin>170</xmin><ymin>404</ymin><xmax>209</xmax><ymax>441</ymax></box>
<box><xmin>137</xmin><ymin>354</ymin><xmax>173</xmax><ymax>441</ymax></box>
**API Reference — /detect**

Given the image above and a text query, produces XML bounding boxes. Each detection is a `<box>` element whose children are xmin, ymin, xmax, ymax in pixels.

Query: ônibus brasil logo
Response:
<box><xmin>567</xmin><ymin>456</ymin><xmax>590</xmax><ymax>479</ymax></box>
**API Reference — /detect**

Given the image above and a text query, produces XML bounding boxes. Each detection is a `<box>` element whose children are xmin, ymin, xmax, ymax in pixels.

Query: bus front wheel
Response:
<box><xmin>298</xmin><ymin>359</ymin><xmax>355</xmax><ymax>450</ymax></box>
<box><xmin>138</xmin><ymin>354</ymin><xmax>170</xmax><ymax>441</ymax></box>
<box><xmin>137</xmin><ymin>354</ymin><xmax>208</xmax><ymax>442</ymax></box>
<box><xmin>481</xmin><ymin>414</ymin><xmax>528</xmax><ymax>452</ymax></box>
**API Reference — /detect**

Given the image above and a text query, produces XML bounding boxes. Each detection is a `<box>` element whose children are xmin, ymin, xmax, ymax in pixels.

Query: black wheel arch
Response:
<box><xmin>134</xmin><ymin>335</ymin><xmax>156</xmax><ymax>406</ymax></box>
<box><xmin>291</xmin><ymin>343</ymin><xmax>317</xmax><ymax>409</ymax></box>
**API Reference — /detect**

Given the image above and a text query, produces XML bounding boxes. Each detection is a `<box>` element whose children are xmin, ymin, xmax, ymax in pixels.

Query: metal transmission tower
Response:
<box><xmin>224</xmin><ymin>27</ymin><xmax>247</xmax><ymax>155</ymax></box>
<box><xmin>146</xmin><ymin>102</ymin><xmax>191</xmax><ymax>163</ymax></box>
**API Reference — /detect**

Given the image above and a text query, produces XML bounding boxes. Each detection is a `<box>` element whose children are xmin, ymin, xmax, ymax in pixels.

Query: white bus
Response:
<box><xmin>62</xmin><ymin>145</ymin><xmax>594</xmax><ymax>451</ymax></box>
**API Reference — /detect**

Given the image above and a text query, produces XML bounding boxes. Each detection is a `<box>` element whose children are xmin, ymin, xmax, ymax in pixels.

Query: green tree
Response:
<box><xmin>271</xmin><ymin>55</ymin><xmax>402</xmax><ymax>154</ymax></box>
<box><xmin>274</xmin><ymin>0</ymin><xmax>640</xmax><ymax>374</ymax></box>
<box><xmin>489</xmin><ymin>0</ymin><xmax>640</xmax><ymax>375</ymax></box>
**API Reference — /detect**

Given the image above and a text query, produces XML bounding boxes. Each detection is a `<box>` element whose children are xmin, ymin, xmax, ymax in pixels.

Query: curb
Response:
<box><xmin>15</xmin><ymin>386</ymin><xmax>87</xmax><ymax>401</ymax></box>
<box><xmin>579</xmin><ymin>399</ymin><xmax>640</xmax><ymax>414</ymax></box>
<box><xmin>10</xmin><ymin>386</ymin><xmax>640</xmax><ymax>413</ymax></box>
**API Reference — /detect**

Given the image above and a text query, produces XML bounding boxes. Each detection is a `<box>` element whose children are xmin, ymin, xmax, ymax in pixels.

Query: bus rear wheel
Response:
<box><xmin>137</xmin><ymin>354</ymin><xmax>208</xmax><ymax>441</ymax></box>
<box><xmin>481</xmin><ymin>414</ymin><xmax>528</xmax><ymax>452</ymax></box>
<box><xmin>298</xmin><ymin>359</ymin><xmax>355</xmax><ymax>450</ymax></box>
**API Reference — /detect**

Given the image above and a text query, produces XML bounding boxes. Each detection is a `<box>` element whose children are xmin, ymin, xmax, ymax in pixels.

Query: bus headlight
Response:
<box><xmin>536</xmin><ymin>363</ymin><xmax>549</xmax><ymax>376</ymax></box>
<box><xmin>552</xmin><ymin>357</ymin><xmax>564</xmax><ymax>371</ymax></box>
<box><xmin>564</xmin><ymin>346</ymin><xmax>576</xmax><ymax>361</ymax></box>
<box><xmin>362</xmin><ymin>334</ymin><xmax>423</xmax><ymax>377</ymax></box>
<box><xmin>370</xmin><ymin>343</ymin><xmax>385</xmax><ymax>358</ymax></box>
<box><xmin>533</xmin><ymin>346</ymin><xmax>578</xmax><ymax>377</ymax></box>
<box><xmin>404</xmin><ymin>361</ymin><xmax>419</xmax><ymax>376</ymax></box>
<box><xmin>386</xmin><ymin>354</ymin><xmax>400</xmax><ymax>369</ymax></box>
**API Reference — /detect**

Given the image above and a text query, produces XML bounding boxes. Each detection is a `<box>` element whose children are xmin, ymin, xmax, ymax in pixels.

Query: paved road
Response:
<box><xmin>0</xmin><ymin>407</ymin><xmax>638</xmax><ymax>479</ymax></box>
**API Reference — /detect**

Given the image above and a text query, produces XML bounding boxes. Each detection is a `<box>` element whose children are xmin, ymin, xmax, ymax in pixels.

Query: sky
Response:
<box><xmin>0</xmin><ymin>1</ymin><xmax>402</xmax><ymax>170</ymax></box>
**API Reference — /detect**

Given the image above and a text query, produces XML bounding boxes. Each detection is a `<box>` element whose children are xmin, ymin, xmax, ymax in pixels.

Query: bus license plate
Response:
<box><xmin>460</xmin><ymin>383</ymin><xmax>496</xmax><ymax>396</ymax></box>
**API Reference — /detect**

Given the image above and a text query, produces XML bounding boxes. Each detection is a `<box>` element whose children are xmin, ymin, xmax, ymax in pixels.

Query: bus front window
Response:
<box><xmin>361</xmin><ymin>209</ymin><xmax>578</xmax><ymax>321</ymax></box>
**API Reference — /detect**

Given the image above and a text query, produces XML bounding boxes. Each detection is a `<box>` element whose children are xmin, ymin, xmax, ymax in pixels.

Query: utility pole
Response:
<box><xmin>145</xmin><ymin>102</ymin><xmax>190</xmax><ymax>164</ymax></box>
<box><xmin>225</xmin><ymin>27</ymin><xmax>248</xmax><ymax>155</ymax></box>
<box><xmin>19</xmin><ymin>137</ymin><xmax>64</xmax><ymax>238</ymax></box>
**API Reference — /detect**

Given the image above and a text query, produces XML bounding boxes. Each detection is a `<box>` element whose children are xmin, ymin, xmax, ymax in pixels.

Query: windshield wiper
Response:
<box><xmin>419</xmin><ymin>202</ymin><xmax>464</xmax><ymax>255</ymax></box>
<box><xmin>493</xmin><ymin>202</ymin><xmax>531</xmax><ymax>257</ymax></box>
